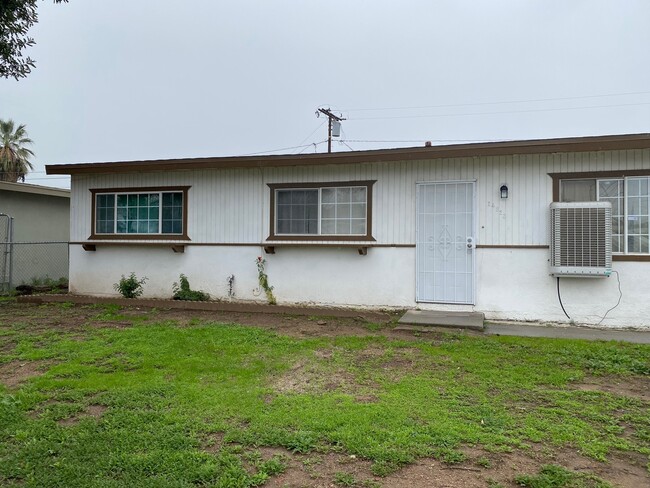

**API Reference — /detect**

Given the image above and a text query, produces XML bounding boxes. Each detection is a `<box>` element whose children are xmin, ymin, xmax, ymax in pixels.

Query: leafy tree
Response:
<box><xmin>0</xmin><ymin>119</ymin><xmax>35</xmax><ymax>182</ymax></box>
<box><xmin>1</xmin><ymin>0</ymin><xmax>67</xmax><ymax>80</ymax></box>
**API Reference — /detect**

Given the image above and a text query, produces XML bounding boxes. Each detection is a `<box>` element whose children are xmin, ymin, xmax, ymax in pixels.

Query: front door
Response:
<box><xmin>416</xmin><ymin>181</ymin><xmax>475</xmax><ymax>304</ymax></box>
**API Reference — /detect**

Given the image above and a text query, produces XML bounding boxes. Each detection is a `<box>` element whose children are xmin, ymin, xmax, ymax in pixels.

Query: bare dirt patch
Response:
<box><xmin>55</xmin><ymin>404</ymin><xmax>108</xmax><ymax>426</ymax></box>
<box><xmin>259</xmin><ymin>449</ymin><xmax>378</xmax><ymax>488</ymax></box>
<box><xmin>571</xmin><ymin>375</ymin><xmax>650</xmax><ymax>401</ymax></box>
<box><xmin>271</xmin><ymin>358</ymin><xmax>361</xmax><ymax>396</ymax></box>
<box><xmin>0</xmin><ymin>359</ymin><xmax>51</xmax><ymax>387</ymax></box>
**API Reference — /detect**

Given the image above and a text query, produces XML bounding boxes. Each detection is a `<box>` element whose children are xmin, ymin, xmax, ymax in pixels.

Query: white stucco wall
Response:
<box><xmin>70</xmin><ymin>245</ymin><xmax>649</xmax><ymax>328</ymax></box>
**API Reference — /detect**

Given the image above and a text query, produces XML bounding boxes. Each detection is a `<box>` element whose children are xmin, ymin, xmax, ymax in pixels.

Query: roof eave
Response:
<box><xmin>45</xmin><ymin>132</ymin><xmax>650</xmax><ymax>176</ymax></box>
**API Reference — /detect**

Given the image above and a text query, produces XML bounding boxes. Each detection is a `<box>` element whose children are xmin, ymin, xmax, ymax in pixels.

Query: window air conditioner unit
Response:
<box><xmin>549</xmin><ymin>202</ymin><xmax>612</xmax><ymax>277</ymax></box>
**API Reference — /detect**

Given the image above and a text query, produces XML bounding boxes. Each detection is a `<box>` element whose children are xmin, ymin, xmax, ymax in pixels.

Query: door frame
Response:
<box><xmin>415</xmin><ymin>179</ymin><xmax>478</xmax><ymax>305</ymax></box>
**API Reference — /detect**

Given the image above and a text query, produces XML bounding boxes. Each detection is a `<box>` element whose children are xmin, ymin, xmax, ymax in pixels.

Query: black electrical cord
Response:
<box><xmin>557</xmin><ymin>277</ymin><xmax>571</xmax><ymax>320</ymax></box>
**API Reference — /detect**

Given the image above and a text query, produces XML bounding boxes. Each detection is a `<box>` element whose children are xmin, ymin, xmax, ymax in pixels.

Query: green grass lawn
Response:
<box><xmin>0</xmin><ymin>302</ymin><xmax>648</xmax><ymax>487</ymax></box>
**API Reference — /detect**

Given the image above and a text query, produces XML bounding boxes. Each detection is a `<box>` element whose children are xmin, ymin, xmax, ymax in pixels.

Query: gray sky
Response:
<box><xmin>2</xmin><ymin>0</ymin><xmax>649</xmax><ymax>189</ymax></box>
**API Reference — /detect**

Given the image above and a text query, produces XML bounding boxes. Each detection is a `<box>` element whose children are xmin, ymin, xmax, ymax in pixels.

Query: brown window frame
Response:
<box><xmin>267</xmin><ymin>180</ymin><xmax>376</xmax><ymax>242</ymax></box>
<box><xmin>89</xmin><ymin>186</ymin><xmax>191</xmax><ymax>241</ymax></box>
<box><xmin>549</xmin><ymin>170</ymin><xmax>650</xmax><ymax>261</ymax></box>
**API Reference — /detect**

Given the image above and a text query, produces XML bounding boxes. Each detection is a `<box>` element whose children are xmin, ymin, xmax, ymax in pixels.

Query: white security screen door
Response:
<box><xmin>416</xmin><ymin>181</ymin><xmax>476</xmax><ymax>304</ymax></box>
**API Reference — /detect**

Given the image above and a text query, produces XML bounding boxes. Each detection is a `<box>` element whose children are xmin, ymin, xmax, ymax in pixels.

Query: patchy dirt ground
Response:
<box><xmin>0</xmin><ymin>359</ymin><xmax>52</xmax><ymax>388</ymax></box>
<box><xmin>1</xmin><ymin>301</ymin><xmax>649</xmax><ymax>488</ymax></box>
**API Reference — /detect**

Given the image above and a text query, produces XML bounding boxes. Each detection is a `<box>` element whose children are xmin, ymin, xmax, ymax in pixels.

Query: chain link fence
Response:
<box><xmin>0</xmin><ymin>241</ymin><xmax>69</xmax><ymax>293</ymax></box>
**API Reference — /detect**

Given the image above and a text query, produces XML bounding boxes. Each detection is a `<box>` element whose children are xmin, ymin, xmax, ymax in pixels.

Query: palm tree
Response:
<box><xmin>0</xmin><ymin>119</ymin><xmax>35</xmax><ymax>182</ymax></box>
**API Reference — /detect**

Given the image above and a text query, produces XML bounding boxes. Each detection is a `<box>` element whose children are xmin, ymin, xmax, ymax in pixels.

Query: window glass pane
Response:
<box><xmin>336</xmin><ymin>188</ymin><xmax>351</xmax><ymax>203</ymax></box>
<box><xmin>351</xmin><ymin>219</ymin><xmax>366</xmax><ymax>234</ymax></box>
<box><xmin>321</xmin><ymin>219</ymin><xmax>335</xmax><ymax>234</ymax></box>
<box><xmin>337</xmin><ymin>203</ymin><xmax>351</xmax><ymax>219</ymax></box>
<box><xmin>351</xmin><ymin>187</ymin><xmax>366</xmax><ymax>203</ymax></box>
<box><xmin>290</xmin><ymin>220</ymin><xmax>305</xmax><ymax>234</ymax></box>
<box><xmin>336</xmin><ymin>220</ymin><xmax>351</xmax><ymax>234</ymax></box>
<box><xmin>321</xmin><ymin>189</ymin><xmax>335</xmax><ymax>203</ymax></box>
<box><xmin>292</xmin><ymin>191</ymin><xmax>306</xmax><ymax>204</ymax></box>
<box><xmin>277</xmin><ymin>205</ymin><xmax>290</xmax><ymax>220</ymax></box>
<box><xmin>306</xmin><ymin>204</ymin><xmax>319</xmax><ymax>220</ymax></box>
<box><xmin>598</xmin><ymin>180</ymin><xmax>620</xmax><ymax>198</ymax></box>
<box><xmin>351</xmin><ymin>203</ymin><xmax>366</xmax><ymax>218</ymax></box>
<box><xmin>561</xmin><ymin>179</ymin><xmax>596</xmax><ymax>202</ymax></box>
<box><xmin>321</xmin><ymin>203</ymin><xmax>335</xmax><ymax>218</ymax></box>
<box><xmin>277</xmin><ymin>219</ymin><xmax>290</xmax><ymax>234</ymax></box>
<box><xmin>277</xmin><ymin>191</ymin><xmax>291</xmax><ymax>204</ymax></box>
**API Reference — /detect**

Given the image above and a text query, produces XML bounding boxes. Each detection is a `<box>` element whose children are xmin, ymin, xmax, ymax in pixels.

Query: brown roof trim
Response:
<box><xmin>0</xmin><ymin>181</ymin><xmax>70</xmax><ymax>198</ymax></box>
<box><xmin>46</xmin><ymin>133</ymin><xmax>650</xmax><ymax>176</ymax></box>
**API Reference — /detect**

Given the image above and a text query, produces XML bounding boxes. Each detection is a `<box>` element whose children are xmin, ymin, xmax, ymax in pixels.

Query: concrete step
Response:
<box><xmin>397</xmin><ymin>310</ymin><xmax>485</xmax><ymax>331</ymax></box>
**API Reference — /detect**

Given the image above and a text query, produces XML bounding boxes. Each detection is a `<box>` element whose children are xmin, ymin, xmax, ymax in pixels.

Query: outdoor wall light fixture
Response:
<box><xmin>500</xmin><ymin>184</ymin><xmax>509</xmax><ymax>199</ymax></box>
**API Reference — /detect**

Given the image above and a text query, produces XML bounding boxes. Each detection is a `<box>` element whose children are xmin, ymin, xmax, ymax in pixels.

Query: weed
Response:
<box><xmin>172</xmin><ymin>274</ymin><xmax>210</xmax><ymax>301</ymax></box>
<box><xmin>364</xmin><ymin>322</ymin><xmax>384</xmax><ymax>332</ymax></box>
<box><xmin>477</xmin><ymin>456</ymin><xmax>492</xmax><ymax>468</ymax></box>
<box><xmin>334</xmin><ymin>471</ymin><xmax>357</xmax><ymax>487</ymax></box>
<box><xmin>515</xmin><ymin>464</ymin><xmax>612</xmax><ymax>488</ymax></box>
<box><xmin>256</xmin><ymin>257</ymin><xmax>276</xmax><ymax>305</ymax></box>
<box><xmin>113</xmin><ymin>272</ymin><xmax>147</xmax><ymax>298</ymax></box>
<box><xmin>434</xmin><ymin>448</ymin><xmax>466</xmax><ymax>465</ymax></box>
<box><xmin>487</xmin><ymin>479</ymin><xmax>505</xmax><ymax>488</ymax></box>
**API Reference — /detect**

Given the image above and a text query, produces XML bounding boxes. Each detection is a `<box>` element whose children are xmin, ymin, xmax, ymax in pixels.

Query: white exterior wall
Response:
<box><xmin>69</xmin><ymin>148</ymin><xmax>650</xmax><ymax>328</ymax></box>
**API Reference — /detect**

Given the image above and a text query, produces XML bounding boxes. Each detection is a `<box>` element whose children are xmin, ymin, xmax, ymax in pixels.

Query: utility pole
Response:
<box><xmin>317</xmin><ymin>108</ymin><xmax>345</xmax><ymax>153</ymax></box>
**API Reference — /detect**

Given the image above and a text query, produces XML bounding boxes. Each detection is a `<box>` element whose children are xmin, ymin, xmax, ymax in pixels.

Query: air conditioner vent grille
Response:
<box><xmin>550</xmin><ymin>202</ymin><xmax>612</xmax><ymax>277</ymax></box>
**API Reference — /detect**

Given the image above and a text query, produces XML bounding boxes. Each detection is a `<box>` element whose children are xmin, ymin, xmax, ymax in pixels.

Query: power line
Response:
<box><xmin>336</xmin><ymin>90</ymin><xmax>650</xmax><ymax>112</ymax></box>
<box><xmin>293</xmin><ymin>120</ymin><xmax>327</xmax><ymax>152</ymax></box>
<box><xmin>237</xmin><ymin>141</ymin><xmax>328</xmax><ymax>156</ymax></box>
<box><xmin>347</xmin><ymin>101</ymin><xmax>650</xmax><ymax>121</ymax></box>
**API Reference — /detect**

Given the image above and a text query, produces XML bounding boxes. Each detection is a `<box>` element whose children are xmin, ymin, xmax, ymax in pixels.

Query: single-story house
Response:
<box><xmin>46</xmin><ymin>133</ymin><xmax>650</xmax><ymax>328</ymax></box>
<box><xmin>0</xmin><ymin>181</ymin><xmax>70</xmax><ymax>289</ymax></box>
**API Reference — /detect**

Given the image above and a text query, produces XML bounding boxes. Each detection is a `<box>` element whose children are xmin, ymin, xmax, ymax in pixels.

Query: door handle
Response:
<box><xmin>466</xmin><ymin>237</ymin><xmax>475</xmax><ymax>249</ymax></box>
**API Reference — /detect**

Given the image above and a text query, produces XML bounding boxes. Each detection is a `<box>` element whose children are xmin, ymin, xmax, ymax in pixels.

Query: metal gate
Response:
<box><xmin>416</xmin><ymin>181</ymin><xmax>476</xmax><ymax>304</ymax></box>
<box><xmin>0</xmin><ymin>214</ymin><xmax>12</xmax><ymax>293</ymax></box>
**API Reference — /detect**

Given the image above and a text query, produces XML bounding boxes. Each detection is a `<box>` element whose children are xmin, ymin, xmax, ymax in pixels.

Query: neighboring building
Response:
<box><xmin>47</xmin><ymin>133</ymin><xmax>650</xmax><ymax>328</ymax></box>
<box><xmin>0</xmin><ymin>181</ymin><xmax>70</xmax><ymax>288</ymax></box>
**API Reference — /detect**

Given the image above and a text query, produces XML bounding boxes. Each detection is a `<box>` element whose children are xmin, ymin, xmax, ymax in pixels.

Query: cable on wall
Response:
<box><xmin>556</xmin><ymin>277</ymin><xmax>571</xmax><ymax>320</ymax></box>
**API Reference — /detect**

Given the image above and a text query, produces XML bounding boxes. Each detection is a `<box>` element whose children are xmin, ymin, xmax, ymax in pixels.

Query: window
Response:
<box><xmin>90</xmin><ymin>187</ymin><xmax>189</xmax><ymax>239</ymax></box>
<box><xmin>268</xmin><ymin>181</ymin><xmax>375</xmax><ymax>241</ymax></box>
<box><xmin>559</xmin><ymin>176</ymin><xmax>649</xmax><ymax>254</ymax></box>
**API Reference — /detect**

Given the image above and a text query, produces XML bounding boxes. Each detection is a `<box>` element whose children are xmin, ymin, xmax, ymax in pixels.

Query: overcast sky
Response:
<box><xmin>2</xmin><ymin>0</ymin><xmax>649</xmax><ymax>189</ymax></box>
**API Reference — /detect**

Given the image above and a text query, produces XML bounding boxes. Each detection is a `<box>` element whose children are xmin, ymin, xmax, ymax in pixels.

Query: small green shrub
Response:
<box><xmin>172</xmin><ymin>274</ymin><xmax>209</xmax><ymax>301</ymax></box>
<box><xmin>113</xmin><ymin>272</ymin><xmax>147</xmax><ymax>298</ymax></box>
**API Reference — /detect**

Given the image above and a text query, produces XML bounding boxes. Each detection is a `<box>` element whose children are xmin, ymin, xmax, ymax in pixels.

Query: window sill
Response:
<box><xmin>262</xmin><ymin>242</ymin><xmax>376</xmax><ymax>255</ymax></box>
<box><xmin>88</xmin><ymin>234</ymin><xmax>190</xmax><ymax>241</ymax></box>
<box><xmin>77</xmin><ymin>242</ymin><xmax>186</xmax><ymax>253</ymax></box>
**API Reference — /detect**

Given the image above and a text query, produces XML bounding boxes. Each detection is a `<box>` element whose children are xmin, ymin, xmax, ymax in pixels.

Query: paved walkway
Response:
<box><xmin>485</xmin><ymin>322</ymin><xmax>650</xmax><ymax>344</ymax></box>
